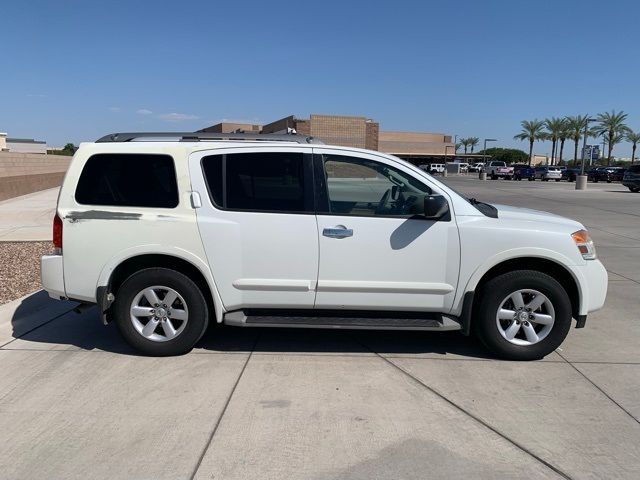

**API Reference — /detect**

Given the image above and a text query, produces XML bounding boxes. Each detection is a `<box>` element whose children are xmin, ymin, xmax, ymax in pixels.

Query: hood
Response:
<box><xmin>493</xmin><ymin>204</ymin><xmax>583</xmax><ymax>229</ymax></box>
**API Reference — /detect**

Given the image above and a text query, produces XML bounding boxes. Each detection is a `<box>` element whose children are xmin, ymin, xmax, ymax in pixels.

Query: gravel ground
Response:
<box><xmin>0</xmin><ymin>241</ymin><xmax>52</xmax><ymax>304</ymax></box>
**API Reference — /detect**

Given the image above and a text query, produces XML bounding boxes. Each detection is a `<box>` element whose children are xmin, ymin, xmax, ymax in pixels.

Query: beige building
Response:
<box><xmin>198</xmin><ymin>122</ymin><xmax>262</xmax><ymax>134</ymax></box>
<box><xmin>0</xmin><ymin>133</ymin><xmax>7</xmax><ymax>152</ymax></box>
<box><xmin>199</xmin><ymin>113</ymin><xmax>455</xmax><ymax>163</ymax></box>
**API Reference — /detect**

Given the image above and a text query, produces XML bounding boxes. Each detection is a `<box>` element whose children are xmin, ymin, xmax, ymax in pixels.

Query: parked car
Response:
<box><xmin>468</xmin><ymin>163</ymin><xmax>484</xmax><ymax>173</ymax></box>
<box><xmin>419</xmin><ymin>163</ymin><xmax>445</xmax><ymax>175</ymax></box>
<box><xmin>622</xmin><ymin>164</ymin><xmax>640</xmax><ymax>192</ymax></box>
<box><xmin>457</xmin><ymin>163</ymin><xmax>469</xmax><ymax>173</ymax></box>
<box><xmin>512</xmin><ymin>164</ymin><xmax>536</xmax><ymax>181</ymax></box>
<box><xmin>485</xmin><ymin>161</ymin><xmax>514</xmax><ymax>180</ymax></box>
<box><xmin>535</xmin><ymin>166</ymin><xmax>562</xmax><ymax>181</ymax></box>
<box><xmin>41</xmin><ymin>131</ymin><xmax>607</xmax><ymax>360</ymax></box>
<box><xmin>588</xmin><ymin>166</ymin><xmax>626</xmax><ymax>183</ymax></box>
<box><xmin>561</xmin><ymin>167</ymin><xmax>582</xmax><ymax>182</ymax></box>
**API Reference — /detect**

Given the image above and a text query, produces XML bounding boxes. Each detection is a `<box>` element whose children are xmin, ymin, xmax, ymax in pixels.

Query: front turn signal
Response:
<box><xmin>572</xmin><ymin>229</ymin><xmax>596</xmax><ymax>260</ymax></box>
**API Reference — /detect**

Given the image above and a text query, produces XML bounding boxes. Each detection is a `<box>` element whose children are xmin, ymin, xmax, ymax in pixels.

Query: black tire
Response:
<box><xmin>528</xmin><ymin>177</ymin><xmax>535</xmax><ymax>181</ymax></box>
<box><xmin>114</xmin><ymin>268</ymin><xmax>209</xmax><ymax>356</ymax></box>
<box><xmin>630</xmin><ymin>187</ymin><xmax>639</xmax><ymax>192</ymax></box>
<box><xmin>491</xmin><ymin>174</ymin><xmax>498</xmax><ymax>180</ymax></box>
<box><xmin>543</xmin><ymin>178</ymin><xmax>549</xmax><ymax>182</ymax></box>
<box><xmin>555</xmin><ymin>179</ymin><xmax>560</xmax><ymax>182</ymax></box>
<box><xmin>474</xmin><ymin>270</ymin><xmax>572</xmax><ymax>361</ymax></box>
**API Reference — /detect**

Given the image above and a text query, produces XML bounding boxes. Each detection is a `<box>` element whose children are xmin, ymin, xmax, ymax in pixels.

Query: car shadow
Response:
<box><xmin>9</xmin><ymin>292</ymin><xmax>493</xmax><ymax>360</ymax></box>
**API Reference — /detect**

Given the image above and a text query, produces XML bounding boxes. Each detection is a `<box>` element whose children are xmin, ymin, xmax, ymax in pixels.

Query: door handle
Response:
<box><xmin>323</xmin><ymin>225</ymin><xmax>353</xmax><ymax>239</ymax></box>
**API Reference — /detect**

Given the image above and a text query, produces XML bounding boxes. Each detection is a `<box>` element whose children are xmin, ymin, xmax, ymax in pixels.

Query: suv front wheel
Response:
<box><xmin>474</xmin><ymin>270</ymin><xmax>572</xmax><ymax>360</ymax></box>
<box><xmin>114</xmin><ymin>268</ymin><xmax>209</xmax><ymax>356</ymax></box>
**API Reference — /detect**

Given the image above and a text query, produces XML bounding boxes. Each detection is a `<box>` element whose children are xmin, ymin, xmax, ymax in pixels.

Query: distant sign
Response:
<box><xmin>582</xmin><ymin>145</ymin><xmax>600</xmax><ymax>160</ymax></box>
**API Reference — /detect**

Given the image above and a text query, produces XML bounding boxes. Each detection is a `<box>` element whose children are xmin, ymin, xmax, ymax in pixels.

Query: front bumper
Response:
<box><xmin>573</xmin><ymin>259</ymin><xmax>608</xmax><ymax>315</ymax></box>
<box><xmin>41</xmin><ymin>255</ymin><xmax>65</xmax><ymax>299</ymax></box>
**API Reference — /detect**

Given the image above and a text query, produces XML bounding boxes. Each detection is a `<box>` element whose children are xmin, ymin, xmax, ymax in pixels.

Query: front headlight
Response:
<box><xmin>572</xmin><ymin>229</ymin><xmax>597</xmax><ymax>260</ymax></box>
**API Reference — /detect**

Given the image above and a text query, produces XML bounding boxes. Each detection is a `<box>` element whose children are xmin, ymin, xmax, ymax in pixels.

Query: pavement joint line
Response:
<box><xmin>556</xmin><ymin>351</ymin><xmax>640</xmax><ymax>425</ymax></box>
<box><xmin>188</xmin><ymin>332</ymin><xmax>261</xmax><ymax>480</ymax></box>
<box><xmin>603</xmin><ymin>269</ymin><xmax>640</xmax><ymax>286</ymax></box>
<box><xmin>487</xmin><ymin>185</ymin><xmax>640</xmax><ymax>219</ymax></box>
<box><xmin>2</xmin><ymin>347</ymin><xmax>639</xmax><ymax>366</ymax></box>
<box><xmin>584</xmin><ymin>225</ymin><xmax>640</xmax><ymax>243</ymax></box>
<box><xmin>353</xmin><ymin>335</ymin><xmax>574</xmax><ymax>480</ymax></box>
<box><xmin>0</xmin><ymin>305</ymin><xmax>78</xmax><ymax>349</ymax></box>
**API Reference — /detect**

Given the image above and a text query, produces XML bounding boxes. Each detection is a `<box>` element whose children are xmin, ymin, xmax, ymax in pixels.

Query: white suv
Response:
<box><xmin>41</xmin><ymin>132</ymin><xmax>608</xmax><ymax>360</ymax></box>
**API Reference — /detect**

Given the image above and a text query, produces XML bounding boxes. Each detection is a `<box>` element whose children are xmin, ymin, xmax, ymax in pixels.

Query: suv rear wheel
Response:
<box><xmin>114</xmin><ymin>268</ymin><xmax>209</xmax><ymax>356</ymax></box>
<box><xmin>474</xmin><ymin>270</ymin><xmax>572</xmax><ymax>360</ymax></box>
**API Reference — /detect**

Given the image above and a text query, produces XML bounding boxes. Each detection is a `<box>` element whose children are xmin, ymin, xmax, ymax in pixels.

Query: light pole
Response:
<box><xmin>576</xmin><ymin>117</ymin><xmax>596</xmax><ymax>190</ymax></box>
<box><xmin>454</xmin><ymin>135</ymin><xmax>458</xmax><ymax>153</ymax></box>
<box><xmin>483</xmin><ymin>138</ymin><xmax>497</xmax><ymax>165</ymax></box>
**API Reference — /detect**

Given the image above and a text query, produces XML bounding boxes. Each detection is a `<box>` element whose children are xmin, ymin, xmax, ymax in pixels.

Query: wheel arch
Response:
<box><xmin>460</xmin><ymin>256</ymin><xmax>582</xmax><ymax>332</ymax></box>
<box><xmin>97</xmin><ymin>251</ymin><xmax>224</xmax><ymax>324</ymax></box>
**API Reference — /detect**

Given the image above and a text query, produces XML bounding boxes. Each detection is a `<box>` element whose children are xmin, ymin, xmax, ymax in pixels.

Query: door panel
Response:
<box><xmin>189</xmin><ymin>147</ymin><xmax>318</xmax><ymax>311</ymax></box>
<box><xmin>313</xmin><ymin>149</ymin><xmax>460</xmax><ymax>311</ymax></box>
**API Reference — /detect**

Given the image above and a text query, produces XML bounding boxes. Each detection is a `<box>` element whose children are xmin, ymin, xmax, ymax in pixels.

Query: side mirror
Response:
<box><xmin>423</xmin><ymin>194</ymin><xmax>449</xmax><ymax>219</ymax></box>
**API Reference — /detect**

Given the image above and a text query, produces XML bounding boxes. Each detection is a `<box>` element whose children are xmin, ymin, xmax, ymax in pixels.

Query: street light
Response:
<box><xmin>576</xmin><ymin>117</ymin><xmax>596</xmax><ymax>191</ymax></box>
<box><xmin>483</xmin><ymin>138</ymin><xmax>497</xmax><ymax>164</ymax></box>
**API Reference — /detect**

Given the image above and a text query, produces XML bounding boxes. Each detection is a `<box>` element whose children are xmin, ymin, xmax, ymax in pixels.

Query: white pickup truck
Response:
<box><xmin>485</xmin><ymin>161</ymin><xmax>514</xmax><ymax>180</ymax></box>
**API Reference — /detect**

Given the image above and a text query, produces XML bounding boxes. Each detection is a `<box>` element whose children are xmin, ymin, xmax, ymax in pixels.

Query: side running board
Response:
<box><xmin>223</xmin><ymin>309</ymin><xmax>461</xmax><ymax>331</ymax></box>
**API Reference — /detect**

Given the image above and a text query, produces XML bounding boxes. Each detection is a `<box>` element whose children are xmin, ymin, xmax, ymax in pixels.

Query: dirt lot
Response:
<box><xmin>0</xmin><ymin>241</ymin><xmax>51</xmax><ymax>304</ymax></box>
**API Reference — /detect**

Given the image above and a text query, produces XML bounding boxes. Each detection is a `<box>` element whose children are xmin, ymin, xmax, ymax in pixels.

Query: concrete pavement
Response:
<box><xmin>0</xmin><ymin>187</ymin><xmax>58</xmax><ymax>241</ymax></box>
<box><xmin>0</xmin><ymin>178</ymin><xmax>638</xmax><ymax>479</ymax></box>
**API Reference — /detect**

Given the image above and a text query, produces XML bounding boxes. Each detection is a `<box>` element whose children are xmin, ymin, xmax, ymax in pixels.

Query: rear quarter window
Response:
<box><xmin>75</xmin><ymin>153</ymin><xmax>179</xmax><ymax>208</ymax></box>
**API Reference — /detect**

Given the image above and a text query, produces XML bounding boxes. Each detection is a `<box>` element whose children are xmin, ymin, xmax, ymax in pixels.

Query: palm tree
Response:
<box><xmin>626</xmin><ymin>130</ymin><xmax>640</xmax><ymax>164</ymax></box>
<box><xmin>468</xmin><ymin>137</ymin><xmax>479</xmax><ymax>153</ymax></box>
<box><xmin>459</xmin><ymin>138</ymin><xmax>470</xmax><ymax>154</ymax></box>
<box><xmin>566</xmin><ymin>115</ymin><xmax>589</xmax><ymax>165</ymax></box>
<box><xmin>557</xmin><ymin>120</ymin><xmax>571</xmax><ymax>165</ymax></box>
<box><xmin>593</xmin><ymin>110</ymin><xmax>630</xmax><ymax>165</ymax></box>
<box><xmin>514</xmin><ymin>119</ymin><xmax>545</xmax><ymax>166</ymax></box>
<box><xmin>544</xmin><ymin>117</ymin><xmax>566</xmax><ymax>165</ymax></box>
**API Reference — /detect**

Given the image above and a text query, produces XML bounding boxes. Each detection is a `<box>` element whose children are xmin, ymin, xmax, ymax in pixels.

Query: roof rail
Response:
<box><xmin>95</xmin><ymin>132</ymin><xmax>323</xmax><ymax>144</ymax></box>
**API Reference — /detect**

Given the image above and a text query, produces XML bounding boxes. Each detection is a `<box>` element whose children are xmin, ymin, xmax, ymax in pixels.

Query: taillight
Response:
<box><xmin>53</xmin><ymin>214</ymin><xmax>63</xmax><ymax>251</ymax></box>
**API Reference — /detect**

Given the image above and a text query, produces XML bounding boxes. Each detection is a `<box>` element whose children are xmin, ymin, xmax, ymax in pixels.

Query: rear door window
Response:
<box><xmin>75</xmin><ymin>154</ymin><xmax>178</xmax><ymax>208</ymax></box>
<box><xmin>201</xmin><ymin>152</ymin><xmax>314</xmax><ymax>213</ymax></box>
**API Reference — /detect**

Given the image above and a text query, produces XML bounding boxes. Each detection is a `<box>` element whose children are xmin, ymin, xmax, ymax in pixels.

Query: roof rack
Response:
<box><xmin>95</xmin><ymin>132</ymin><xmax>323</xmax><ymax>144</ymax></box>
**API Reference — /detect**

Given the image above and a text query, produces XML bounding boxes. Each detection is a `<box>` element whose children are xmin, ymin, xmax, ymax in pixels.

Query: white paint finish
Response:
<box><xmin>313</xmin><ymin>146</ymin><xmax>460</xmax><ymax>311</ymax></box>
<box><xmin>232</xmin><ymin>279</ymin><xmax>314</xmax><ymax>292</ymax></box>
<box><xmin>317</xmin><ymin>280</ymin><xmax>453</xmax><ymax>294</ymax></box>
<box><xmin>40</xmin><ymin>255</ymin><xmax>65</xmax><ymax>298</ymax></box>
<box><xmin>42</xmin><ymin>139</ymin><xmax>609</xmax><ymax>331</ymax></box>
<box><xmin>55</xmin><ymin>143</ymin><xmax>214</xmax><ymax>309</ymax></box>
<box><xmin>189</xmin><ymin>146</ymin><xmax>318</xmax><ymax>310</ymax></box>
<box><xmin>315</xmin><ymin>214</ymin><xmax>460</xmax><ymax>310</ymax></box>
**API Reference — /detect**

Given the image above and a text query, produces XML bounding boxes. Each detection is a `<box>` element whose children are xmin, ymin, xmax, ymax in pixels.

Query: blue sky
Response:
<box><xmin>1</xmin><ymin>0</ymin><xmax>638</xmax><ymax>156</ymax></box>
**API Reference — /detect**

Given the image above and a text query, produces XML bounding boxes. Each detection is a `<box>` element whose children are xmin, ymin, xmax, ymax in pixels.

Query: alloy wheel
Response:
<box><xmin>130</xmin><ymin>285</ymin><xmax>189</xmax><ymax>342</ymax></box>
<box><xmin>496</xmin><ymin>289</ymin><xmax>555</xmax><ymax>346</ymax></box>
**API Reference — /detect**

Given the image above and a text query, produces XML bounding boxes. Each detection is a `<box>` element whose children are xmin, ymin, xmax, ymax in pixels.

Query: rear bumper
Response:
<box><xmin>622</xmin><ymin>179</ymin><xmax>640</xmax><ymax>188</ymax></box>
<box><xmin>41</xmin><ymin>255</ymin><xmax>65</xmax><ymax>299</ymax></box>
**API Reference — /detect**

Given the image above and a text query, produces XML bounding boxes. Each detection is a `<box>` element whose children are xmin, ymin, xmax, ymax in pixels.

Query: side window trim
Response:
<box><xmin>74</xmin><ymin>153</ymin><xmax>179</xmax><ymax>209</ymax></box>
<box><xmin>313</xmin><ymin>151</ymin><xmax>443</xmax><ymax>220</ymax></box>
<box><xmin>200</xmin><ymin>151</ymin><xmax>315</xmax><ymax>215</ymax></box>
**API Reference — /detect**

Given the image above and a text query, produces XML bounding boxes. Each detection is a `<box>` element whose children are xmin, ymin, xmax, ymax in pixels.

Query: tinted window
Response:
<box><xmin>75</xmin><ymin>154</ymin><xmax>178</xmax><ymax>208</ymax></box>
<box><xmin>202</xmin><ymin>152</ymin><xmax>311</xmax><ymax>212</ymax></box>
<box><xmin>628</xmin><ymin>165</ymin><xmax>640</xmax><ymax>173</ymax></box>
<box><xmin>322</xmin><ymin>154</ymin><xmax>431</xmax><ymax>217</ymax></box>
